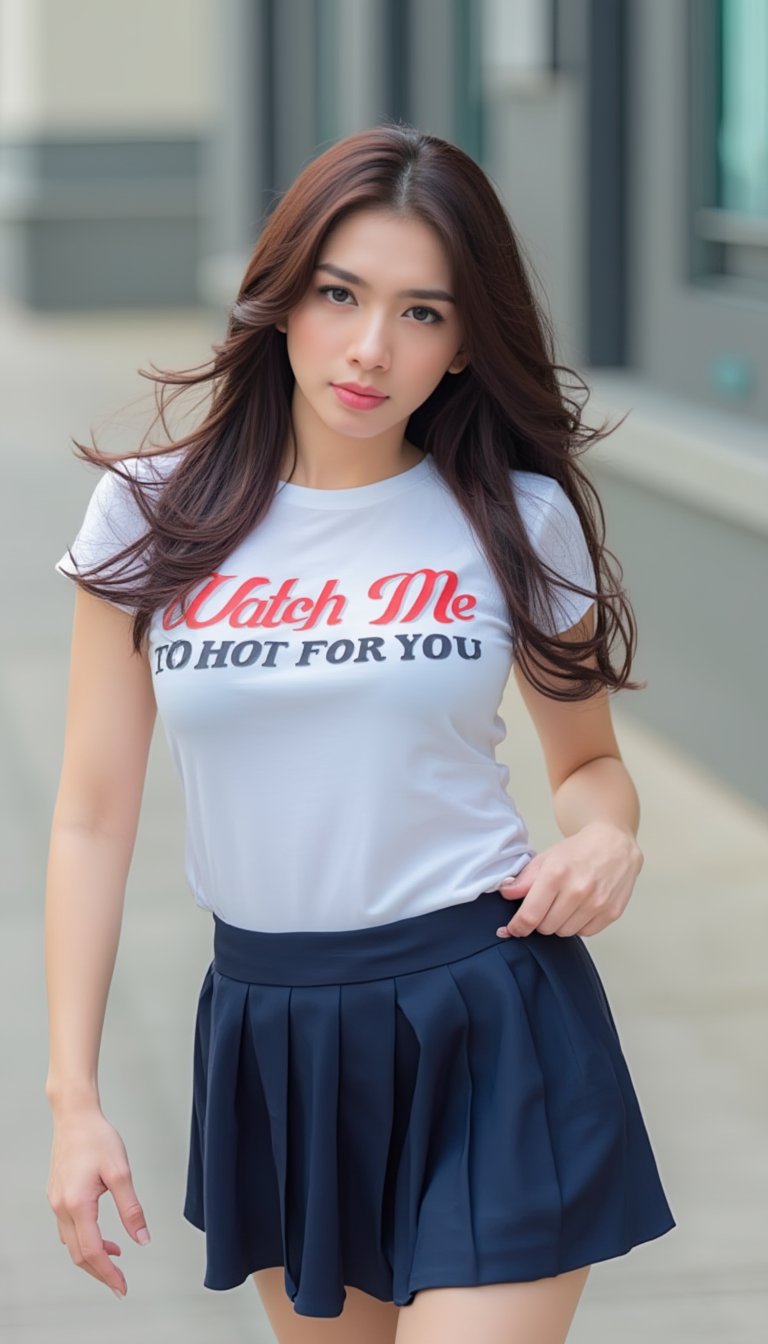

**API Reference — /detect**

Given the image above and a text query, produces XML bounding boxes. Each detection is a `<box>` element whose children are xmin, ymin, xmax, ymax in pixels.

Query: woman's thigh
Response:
<box><xmin>394</xmin><ymin>1265</ymin><xmax>591</xmax><ymax>1344</ymax></box>
<box><xmin>252</xmin><ymin>1268</ymin><xmax>400</xmax><ymax>1344</ymax></box>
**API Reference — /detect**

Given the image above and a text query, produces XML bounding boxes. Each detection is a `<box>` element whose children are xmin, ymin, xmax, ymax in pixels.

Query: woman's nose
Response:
<box><xmin>347</xmin><ymin>317</ymin><xmax>391</xmax><ymax>367</ymax></box>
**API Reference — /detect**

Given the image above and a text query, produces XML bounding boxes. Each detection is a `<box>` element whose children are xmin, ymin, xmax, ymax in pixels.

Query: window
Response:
<box><xmin>692</xmin><ymin>0</ymin><xmax>768</xmax><ymax>293</ymax></box>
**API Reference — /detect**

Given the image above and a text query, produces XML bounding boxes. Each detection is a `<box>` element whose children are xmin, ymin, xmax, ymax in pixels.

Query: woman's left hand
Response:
<box><xmin>496</xmin><ymin>820</ymin><xmax>644</xmax><ymax>939</ymax></box>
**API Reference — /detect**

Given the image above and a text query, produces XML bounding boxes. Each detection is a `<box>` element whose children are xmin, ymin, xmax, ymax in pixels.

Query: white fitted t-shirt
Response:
<box><xmin>54</xmin><ymin>451</ymin><xmax>596</xmax><ymax>931</ymax></box>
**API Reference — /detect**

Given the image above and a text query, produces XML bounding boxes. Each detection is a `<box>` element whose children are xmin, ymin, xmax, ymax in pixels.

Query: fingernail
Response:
<box><xmin>496</xmin><ymin>927</ymin><xmax>510</xmax><ymax>937</ymax></box>
<box><xmin>136</xmin><ymin>1227</ymin><xmax>151</xmax><ymax>1245</ymax></box>
<box><xmin>112</xmin><ymin>1287</ymin><xmax>125</xmax><ymax>1300</ymax></box>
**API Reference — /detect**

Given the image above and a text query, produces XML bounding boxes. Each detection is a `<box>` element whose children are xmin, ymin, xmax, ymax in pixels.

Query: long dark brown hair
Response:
<box><xmin>63</xmin><ymin>120</ymin><xmax>640</xmax><ymax>700</ymax></box>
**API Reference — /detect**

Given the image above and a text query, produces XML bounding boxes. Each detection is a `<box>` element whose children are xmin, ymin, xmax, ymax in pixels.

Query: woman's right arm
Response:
<box><xmin>45</xmin><ymin>587</ymin><xmax>157</xmax><ymax>1299</ymax></box>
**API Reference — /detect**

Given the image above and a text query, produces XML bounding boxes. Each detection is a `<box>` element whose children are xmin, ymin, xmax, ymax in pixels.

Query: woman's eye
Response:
<box><xmin>322</xmin><ymin>286</ymin><xmax>352</xmax><ymax>303</ymax></box>
<box><xmin>317</xmin><ymin>286</ymin><xmax>443</xmax><ymax>324</ymax></box>
<box><xmin>409</xmin><ymin>306</ymin><xmax>442</xmax><ymax>324</ymax></box>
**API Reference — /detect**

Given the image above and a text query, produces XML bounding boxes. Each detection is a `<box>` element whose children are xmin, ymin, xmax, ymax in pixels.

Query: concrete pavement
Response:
<box><xmin>2</xmin><ymin>302</ymin><xmax>766</xmax><ymax>1342</ymax></box>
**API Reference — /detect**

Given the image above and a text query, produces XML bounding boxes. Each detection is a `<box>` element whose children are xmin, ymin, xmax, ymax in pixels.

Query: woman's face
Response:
<box><xmin>278</xmin><ymin>209</ymin><xmax>468</xmax><ymax>442</ymax></box>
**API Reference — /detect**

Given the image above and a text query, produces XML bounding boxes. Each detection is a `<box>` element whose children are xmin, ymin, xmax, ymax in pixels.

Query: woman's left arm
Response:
<box><xmin>498</xmin><ymin>605</ymin><xmax>644</xmax><ymax>939</ymax></box>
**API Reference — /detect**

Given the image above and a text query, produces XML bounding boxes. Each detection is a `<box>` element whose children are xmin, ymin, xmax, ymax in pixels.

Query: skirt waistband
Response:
<box><xmin>212</xmin><ymin>891</ymin><xmax>524</xmax><ymax>986</ymax></box>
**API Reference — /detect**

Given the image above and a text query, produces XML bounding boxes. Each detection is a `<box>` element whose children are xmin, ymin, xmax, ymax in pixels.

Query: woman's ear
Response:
<box><xmin>276</xmin><ymin>322</ymin><xmax>286</xmax><ymax>333</ymax></box>
<box><xmin>448</xmin><ymin>349</ymin><xmax>469</xmax><ymax>374</ymax></box>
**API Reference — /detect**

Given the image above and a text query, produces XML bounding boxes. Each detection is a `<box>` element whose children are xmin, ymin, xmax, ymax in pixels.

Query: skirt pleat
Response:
<box><xmin>182</xmin><ymin>893</ymin><xmax>675</xmax><ymax>1318</ymax></box>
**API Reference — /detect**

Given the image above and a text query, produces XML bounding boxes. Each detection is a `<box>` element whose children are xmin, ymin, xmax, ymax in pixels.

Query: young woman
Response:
<box><xmin>45</xmin><ymin>122</ymin><xmax>675</xmax><ymax>1344</ymax></box>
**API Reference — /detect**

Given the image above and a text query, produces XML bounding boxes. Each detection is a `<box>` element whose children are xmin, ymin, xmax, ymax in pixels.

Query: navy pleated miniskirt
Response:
<box><xmin>182</xmin><ymin>889</ymin><xmax>675</xmax><ymax>1318</ymax></box>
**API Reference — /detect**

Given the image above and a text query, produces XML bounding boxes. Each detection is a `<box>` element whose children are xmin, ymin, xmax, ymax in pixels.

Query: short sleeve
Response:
<box><xmin>54</xmin><ymin>458</ymin><xmax>158</xmax><ymax>613</ymax></box>
<box><xmin>513</xmin><ymin>472</ymin><xmax>597</xmax><ymax>635</ymax></box>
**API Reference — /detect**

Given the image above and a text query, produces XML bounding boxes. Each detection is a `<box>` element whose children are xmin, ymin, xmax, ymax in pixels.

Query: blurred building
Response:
<box><xmin>1</xmin><ymin>0</ymin><xmax>766</xmax><ymax>806</ymax></box>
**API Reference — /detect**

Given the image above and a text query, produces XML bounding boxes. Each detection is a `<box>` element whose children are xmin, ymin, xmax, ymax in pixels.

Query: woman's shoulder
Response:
<box><xmin>109</xmin><ymin>446</ymin><xmax>186</xmax><ymax>488</ymax></box>
<box><xmin>507</xmin><ymin>467</ymin><xmax>590</xmax><ymax>563</ymax></box>
<box><xmin>507</xmin><ymin>468</ymin><xmax>572</xmax><ymax>526</ymax></box>
<box><xmin>508</xmin><ymin>467</ymin><xmax>563</xmax><ymax>503</ymax></box>
<box><xmin>58</xmin><ymin>449</ymin><xmax>185</xmax><ymax>564</ymax></box>
<box><xmin>84</xmin><ymin>446</ymin><xmax>185</xmax><ymax>516</ymax></box>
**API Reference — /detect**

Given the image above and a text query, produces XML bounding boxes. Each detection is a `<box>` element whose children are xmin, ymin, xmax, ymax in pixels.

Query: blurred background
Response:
<box><xmin>1</xmin><ymin>1</ymin><xmax>766</xmax><ymax>1341</ymax></box>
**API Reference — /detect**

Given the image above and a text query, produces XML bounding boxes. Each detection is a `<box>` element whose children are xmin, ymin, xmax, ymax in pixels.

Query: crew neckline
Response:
<box><xmin>274</xmin><ymin>453</ymin><xmax>434</xmax><ymax>509</ymax></box>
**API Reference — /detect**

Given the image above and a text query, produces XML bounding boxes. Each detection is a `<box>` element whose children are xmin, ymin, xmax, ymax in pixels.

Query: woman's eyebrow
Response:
<box><xmin>315</xmin><ymin>261</ymin><xmax>456</xmax><ymax>304</ymax></box>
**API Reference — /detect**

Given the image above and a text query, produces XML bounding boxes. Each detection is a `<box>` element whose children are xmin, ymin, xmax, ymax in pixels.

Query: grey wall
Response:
<box><xmin>0</xmin><ymin>138</ymin><xmax>204</xmax><ymax>309</ymax></box>
<box><xmin>592</xmin><ymin>463</ymin><xmax>767</xmax><ymax>809</ymax></box>
<box><xmin>483</xmin><ymin>74</ymin><xmax>587</xmax><ymax>370</ymax></box>
<box><xmin>0</xmin><ymin>0</ymin><xmax>212</xmax><ymax>309</ymax></box>
<box><xmin>629</xmin><ymin>0</ymin><xmax>768</xmax><ymax>418</ymax></box>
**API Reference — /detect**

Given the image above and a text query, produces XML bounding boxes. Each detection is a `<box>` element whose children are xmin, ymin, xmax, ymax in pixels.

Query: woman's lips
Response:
<box><xmin>332</xmin><ymin>384</ymin><xmax>388</xmax><ymax>411</ymax></box>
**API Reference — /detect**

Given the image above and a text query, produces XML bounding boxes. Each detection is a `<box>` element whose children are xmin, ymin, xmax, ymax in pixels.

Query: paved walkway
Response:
<box><xmin>2</xmin><ymin>303</ymin><xmax>766</xmax><ymax>1341</ymax></box>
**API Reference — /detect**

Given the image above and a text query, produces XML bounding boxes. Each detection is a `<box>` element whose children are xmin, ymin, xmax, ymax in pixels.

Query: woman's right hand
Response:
<box><xmin>46</xmin><ymin>1105</ymin><xmax>151</xmax><ymax>1299</ymax></box>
